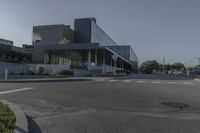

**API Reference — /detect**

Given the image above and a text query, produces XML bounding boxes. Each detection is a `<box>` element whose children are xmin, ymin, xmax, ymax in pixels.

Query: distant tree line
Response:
<box><xmin>139</xmin><ymin>60</ymin><xmax>187</xmax><ymax>74</ymax></box>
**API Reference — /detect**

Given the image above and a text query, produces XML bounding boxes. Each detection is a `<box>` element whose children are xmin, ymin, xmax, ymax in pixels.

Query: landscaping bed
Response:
<box><xmin>0</xmin><ymin>102</ymin><xmax>16</xmax><ymax>133</ymax></box>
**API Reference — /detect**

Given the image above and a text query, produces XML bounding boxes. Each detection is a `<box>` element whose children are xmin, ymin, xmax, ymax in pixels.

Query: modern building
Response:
<box><xmin>32</xmin><ymin>24</ymin><xmax>74</xmax><ymax>45</ymax></box>
<box><xmin>0</xmin><ymin>38</ymin><xmax>32</xmax><ymax>63</ymax></box>
<box><xmin>0</xmin><ymin>38</ymin><xmax>13</xmax><ymax>46</ymax></box>
<box><xmin>33</xmin><ymin>18</ymin><xmax>138</xmax><ymax>74</ymax></box>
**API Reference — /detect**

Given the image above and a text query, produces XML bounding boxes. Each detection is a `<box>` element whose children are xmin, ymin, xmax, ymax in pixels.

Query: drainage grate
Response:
<box><xmin>161</xmin><ymin>101</ymin><xmax>189</xmax><ymax>111</ymax></box>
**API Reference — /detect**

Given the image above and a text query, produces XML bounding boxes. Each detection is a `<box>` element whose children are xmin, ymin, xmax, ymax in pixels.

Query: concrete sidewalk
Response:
<box><xmin>0</xmin><ymin>77</ymin><xmax>93</xmax><ymax>83</ymax></box>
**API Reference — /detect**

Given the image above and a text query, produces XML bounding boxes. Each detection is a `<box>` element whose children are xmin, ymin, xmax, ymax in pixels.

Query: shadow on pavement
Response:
<box><xmin>27</xmin><ymin>116</ymin><xmax>42</xmax><ymax>133</ymax></box>
<box><xmin>15</xmin><ymin>126</ymin><xmax>28</xmax><ymax>133</ymax></box>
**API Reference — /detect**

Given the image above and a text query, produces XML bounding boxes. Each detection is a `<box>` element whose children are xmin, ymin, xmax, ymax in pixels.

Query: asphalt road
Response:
<box><xmin>0</xmin><ymin>78</ymin><xmax>200</xmax><ymax>133</ymax></box>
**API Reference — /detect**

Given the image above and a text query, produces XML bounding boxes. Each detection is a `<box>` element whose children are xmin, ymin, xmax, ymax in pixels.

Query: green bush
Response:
<box><xmin>0</xmin><ymin>102</ymin><xmax>16</xmax><ymax>133</ymax></box>
<box><xmin>140</xmin><ymin>60</ymin><xmax>159</xmax><ymax>74</ymax></box>
<box><xmin>116</xmin><ymin>70</ymin><xmax>126</xmax><ymax>73</ymax></box>
<box><xmin>27</xmin><ymin>70</ymin><xmax>35</xmax><ymax>75</ymax></box>
<box><xmin>70</xmin><ymin>64</ymin><xmax>87</xmax><ymax>69</ymax></box>
<box><xmin>58</xmin><ymin>69</ymin><xmax>73</xmax><ymax>75</ymax></box>
<box><xmin>36</xmin><ymin>65</ymin><xmax>44</xmax><ymax>74</ymax></box>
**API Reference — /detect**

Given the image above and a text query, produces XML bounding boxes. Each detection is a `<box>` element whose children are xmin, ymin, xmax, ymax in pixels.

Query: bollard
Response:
<box><xmin>5</xmin><ymin>68</ymin><xmax>8</xmax><ymax>80</ymax></box>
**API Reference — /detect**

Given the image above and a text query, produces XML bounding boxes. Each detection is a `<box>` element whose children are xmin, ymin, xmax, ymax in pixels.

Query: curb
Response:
<box><xmin>0</xmin><ymin>100</ymin><xmax>28</xmax><ymax>133</ymax></box>
<box><xmin>0</xmin><ymin>78</ymin><xmax>93</xmax><ymax>83</ymax></box>
<box><xmin>195</xmin><ymin>79</ymin><xmax>200</xmax><ymax>81</ymax></box>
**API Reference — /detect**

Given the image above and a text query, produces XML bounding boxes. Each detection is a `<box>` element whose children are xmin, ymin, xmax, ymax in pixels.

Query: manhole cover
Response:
<box><xmin>161</xmin><ymin>101</ymin><xmax>189</xmax><ymax>111</ymax></box>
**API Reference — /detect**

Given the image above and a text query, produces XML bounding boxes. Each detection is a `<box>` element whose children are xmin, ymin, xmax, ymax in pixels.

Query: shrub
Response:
<box><xmin>116</xmin><ymin>70</ymin><xmax>126</xmax><ymax>73</ymax></box>
<box><xmin>70</xmin><ymin>64</ymin><xmax>87</xmax><ymax>69</ymax></box>
<box><xmin>36</xmin><ymin>65</ymin><xmax>44</xmax><ymax>74</ymax></box>
<box><xmin>27</xmin><ymin>70</ymin><xmax>35</xmax><ymax>75</ymax></box>
<box><xmin>0</xmin><ymin>102</ymin><xmax>16</xmax><ymax>133</ymax></box>
<box><xmin>140</xmin><ymin>60</ymin><xmax>159</xmax><ymax>74</ymax></box>
<box><xmin>59</xmin><ymin>69</ymin><xmax>73</xmax><ymax>75</ymax></box>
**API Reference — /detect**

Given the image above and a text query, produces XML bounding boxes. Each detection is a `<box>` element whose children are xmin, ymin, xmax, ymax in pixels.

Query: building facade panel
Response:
<box><xmin>74</xmin><ymin>18</ymin><xmax>91</xmax><ymax>43</ymax></box>
<box><xmin>33</xmin><ymin>24</ymin><xmax>74</xmax><ymax>45</ymax></box>
<box><xmin>0</xmin><ymin>38</ymin><xmax>13</xmax><ymax>46</ymax></box>
<box><xmin>91</xmin><ymin>20</ymin><xmax>117</xmax><ymax>46</ymax></box>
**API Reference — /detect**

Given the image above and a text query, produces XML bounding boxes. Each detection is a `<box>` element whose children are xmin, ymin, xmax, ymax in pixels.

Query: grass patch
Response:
<box><xmin>0</xmin><ymin>102</ymin><xmax>16</xmax><ymax>133</ymax></box>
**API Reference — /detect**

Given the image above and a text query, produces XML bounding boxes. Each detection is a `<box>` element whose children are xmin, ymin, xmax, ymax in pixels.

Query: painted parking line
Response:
<box><xmin>123</xmin><ymin>80</ymin><xmax>131</xmax><ymax>83</ymax></box>
<box><xmin>152</xmin><ymin>81</ymin><xmax>161</xmax><ymax>84</ymax></box>
<box><xmin>95</xmin><ymin>79</ymin><xmax>105</xmax><ymax>82</ymax></box>
<box><xmin>167</xmin><ymin>82</ymin><xmax>177</xmax><ymax>84</ymax></box>
<box><xmin>109</xmin><ymin>80</ymin><xmax>118</xmax><ymax>82</ymax></box>
<box><xmin>136</xmin><ymin>80</ymin><xmax>146</xmax><ymax>83</ymax></box>
<box><xmin>0</xmin><ymin>88</ymin><xmax>35</xmax><ymax>95</ymax></box>
<box><xmin>183</xmin><ymin>82</ymin><xmax>193</xmax><ymax>85</ymax></box>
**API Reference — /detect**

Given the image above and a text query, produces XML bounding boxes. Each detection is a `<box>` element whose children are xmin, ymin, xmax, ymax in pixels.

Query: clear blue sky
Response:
<box><xmin>0</xmin><ymin>0</ymin><xmax>200</xmax><ymax>65</ymax></box>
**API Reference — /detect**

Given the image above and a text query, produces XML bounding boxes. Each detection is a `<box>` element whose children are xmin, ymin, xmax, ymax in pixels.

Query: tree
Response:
<box><xmin>165</xmin><ymin>64</ymin><xmax>171</xmax><ymax>73</ymax></box>
<box><xmin>172</xmin><ymin>62</ymin><xmax>186</xmax><ymax>72</ymax></box>
<box><xmin>194</xmin><ymin>64</ymin><xmax>200</xmax><ymax>69</ymax></box>
<box><xmin>140</xmin><ymin>60</ymin><xmax>159</xmax><ymax>74</ymax></box>
<box><xmin>36</xmin><ymin>65</ymin><xmax>45</xmax><ymax>74</ymax></box>
<box><xmin>194</xmin><ymin>64</ymin><xmax>200</xmax><ymax>74</ymax></box>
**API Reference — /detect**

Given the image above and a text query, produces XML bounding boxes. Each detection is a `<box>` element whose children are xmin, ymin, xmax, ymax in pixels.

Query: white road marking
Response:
<box><xmin>152</xmin><ymin>81</ymin><xmax>161</xmax><ymax>84</ymax></box>
<box><xmin>0</xmin><ymin>87</ymin><xmax>34</xmax><ymax>95</ymax></box>
<box><xmin>183</xmin><ymin>82</ymin><xmax>193</xmax><ymax>85</ymax></box>
<box><xmin>136</xmin><ymin>80</ymin><xmax>146</xmax><ymax>83</ymax></box>
<box><xmin>109</xmin><ymin>80</ymin><xmax>117</xmax><ymax>82</ymax></box>
<box><xmin>123</xmin><ymin>80</ymin><xmax>131</xmax><ymax>83</ymax></box>
<box><xmin>168</xmin><ymin>82</ymin><xmax>177</xmax><ymax>84</ymax></box>
<box><xmin>95</xmin><ymin>79</ymin><xmax>105</xmax><ymax>81</ymax></box>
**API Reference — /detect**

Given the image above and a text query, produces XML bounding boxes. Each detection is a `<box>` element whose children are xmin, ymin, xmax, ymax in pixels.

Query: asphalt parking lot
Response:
<box><xmin>0</xmin><ymin>78</ymin><xmax>200</xmax><ymax>133</ymax></box>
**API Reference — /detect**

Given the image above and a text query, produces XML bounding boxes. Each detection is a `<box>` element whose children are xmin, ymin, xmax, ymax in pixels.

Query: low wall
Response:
<box><xmin>0</xmin><ymin>63</ymin><xmax>70</xmax><ymax>75</ymax></box>
<box><xmin>73</xmin><ymin>69</ymin><xmax>89</xmax><ymax>77</ymax></box>
<box><xmin>28</xmin><ymin>64</ymin><xmax>70</xmax><ymax>75</ymax></box>
<box><xmin>0</xmin><ymin>63</ymin><xmax>28</xmax><ymax>75</ymax></box>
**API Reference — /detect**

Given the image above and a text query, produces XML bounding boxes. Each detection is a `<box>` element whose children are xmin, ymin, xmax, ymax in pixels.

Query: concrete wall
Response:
<box><xmin>0</xmin><ymin>63</ymin><xmax>90</xmax><ymax>77</ymax></box>
<box><xmin>0</xmin><ymin>63</ymin><xmax>27</xmax><ymax>75</ymax></box>
<box><xmin>27</xmin><ymin>64</ymin><xmax>70</xmax><ymax>75</ymax></box>
<box><xmin>73</xmin><ymin>69</ymin><xmax>89</xmax><ymax>77</ymax></box>
<box><xmin>0</xmin><ymin>63</ymin><xmax>70</xmax><ymax>75</ymax></box>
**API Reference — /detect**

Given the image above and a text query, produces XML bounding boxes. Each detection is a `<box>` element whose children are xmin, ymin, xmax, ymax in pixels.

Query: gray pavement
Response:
<box><xmin>0</xmin><ymin>78</ymin><xmax>200</xmax><ymax>133</ymax></box>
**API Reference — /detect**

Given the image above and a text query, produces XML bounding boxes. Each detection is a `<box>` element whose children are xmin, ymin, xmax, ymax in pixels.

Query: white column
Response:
<box><xmin>102</xmin><ymin>50</ymin><xmax>105</xmax><ymax>73</ymax></box>
<box><xmin>88</xmin><ymin>49</ymin><xmax>91</xmax><ymax>65</ymax></box>
<box><xmin>95</xmin><ymin>49</ymin><xmax>98</xmax><ymax>65</ymax></box>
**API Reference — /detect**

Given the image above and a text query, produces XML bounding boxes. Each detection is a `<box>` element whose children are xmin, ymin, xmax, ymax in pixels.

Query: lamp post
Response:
<box><xmin>112</xmin><ymin>54</ymin><xmax>118</xmax><ymax>77</ymax></box>
<box><xmin>163</xmin><ymin>57</ymin><xmax>165</xmax><ymax>75</ymax></box>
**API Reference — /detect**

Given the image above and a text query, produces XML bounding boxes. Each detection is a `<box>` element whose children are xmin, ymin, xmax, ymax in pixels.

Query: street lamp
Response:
<box><xmin>112</xmin><ymin>54</ymin><xmax>118</xmax><ymax>77</ymax></box>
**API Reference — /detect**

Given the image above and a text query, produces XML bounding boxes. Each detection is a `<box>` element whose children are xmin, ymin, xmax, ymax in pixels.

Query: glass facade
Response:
<box><xmin>91</xmin><ymin>20</ymin><xmax>117</xmax><ymax>46</ymax></box>
<box><xmin>0</xmin><ymin>38</ymin><xmax>13</xmax><ymax>46</ymax></box>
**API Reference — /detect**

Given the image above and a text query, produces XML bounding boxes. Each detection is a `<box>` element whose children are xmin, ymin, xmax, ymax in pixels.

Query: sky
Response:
<box><xmin>0</xmin><ymin>0</ymin><xmax>200</xmax><ymax>65</ymax></box>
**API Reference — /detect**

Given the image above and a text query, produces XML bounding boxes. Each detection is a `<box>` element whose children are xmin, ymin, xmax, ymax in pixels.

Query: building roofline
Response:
<box><xmin>33</xmin><ymin>24</ymin><xmax>71</xmax><ymax>28</ymax></box>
